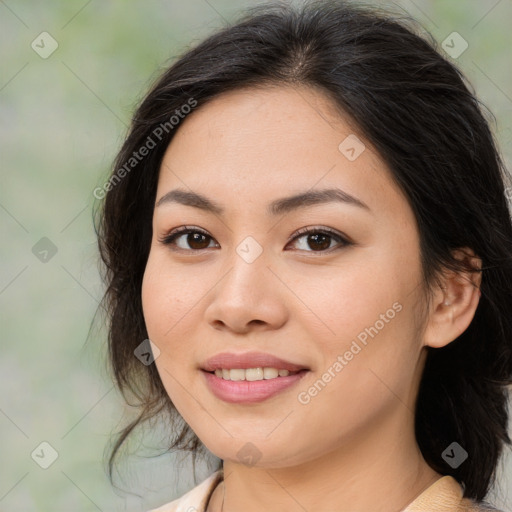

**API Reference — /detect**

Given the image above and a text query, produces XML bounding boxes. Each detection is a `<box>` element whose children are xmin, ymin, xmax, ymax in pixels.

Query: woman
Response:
<box><xmin>96</xmin><ymin>1</ymin><xmax>512</xmax><ymax>510</ymax></box>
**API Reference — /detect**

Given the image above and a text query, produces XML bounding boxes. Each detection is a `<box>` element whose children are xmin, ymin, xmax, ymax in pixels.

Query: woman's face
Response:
<box><xmin>141</xmin><ymin>85</ymin><xmax>429</xmax><ymax>468</ymax></box>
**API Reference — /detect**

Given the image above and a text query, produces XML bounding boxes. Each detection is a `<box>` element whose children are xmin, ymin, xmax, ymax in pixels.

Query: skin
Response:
<box><xmin>141</xmin><ymin>84</ymin><xmax>482</xmax><ymax>512</ymax></box>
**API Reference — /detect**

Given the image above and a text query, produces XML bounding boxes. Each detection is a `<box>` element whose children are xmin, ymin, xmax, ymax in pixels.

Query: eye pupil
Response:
<box><xmin>188</xmin><ymin>233</ymin><xmax>210</xmax><ymax>249</ymax></box>
<box><xmin>308</xmin><ymin>233</ymin><xmax>330</xmax><ymax>251</ymax></box>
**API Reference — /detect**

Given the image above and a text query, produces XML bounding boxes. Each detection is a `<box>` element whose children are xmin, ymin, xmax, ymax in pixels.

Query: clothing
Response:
<box><xmin>147</xmin><ymin>470</ymin><xmax>503</xmax><ymax>512</ymax></box>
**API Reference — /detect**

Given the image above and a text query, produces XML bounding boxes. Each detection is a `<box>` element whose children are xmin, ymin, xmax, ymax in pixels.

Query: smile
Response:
<box><xmin>211</xmin><ymin>367</ymin><xmax>299</xmax><ymax>381</ymax></box>
<box><xmin>202</xmin><ymin>368</ymin><xmax>309</xmax><ymax>403</ymax></box>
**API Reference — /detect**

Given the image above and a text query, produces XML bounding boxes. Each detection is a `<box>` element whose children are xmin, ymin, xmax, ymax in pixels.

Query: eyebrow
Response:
<box><xmin>155</xmin><ymin>187</ymin><xmax>371</xmax><ymax>216</ymax></box>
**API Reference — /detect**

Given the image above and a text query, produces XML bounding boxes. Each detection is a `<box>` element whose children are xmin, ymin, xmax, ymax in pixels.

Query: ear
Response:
<box><xmin>422</xmin><ymin>247</ymin><xmax>482</xmax><ymax>349</ymax></box>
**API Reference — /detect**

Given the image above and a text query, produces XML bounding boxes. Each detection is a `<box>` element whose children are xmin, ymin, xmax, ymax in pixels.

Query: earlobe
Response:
<box><xmin>422</xmin><ymin>248</ymin><xmax>482</xmax><ymax>349</ymax></box>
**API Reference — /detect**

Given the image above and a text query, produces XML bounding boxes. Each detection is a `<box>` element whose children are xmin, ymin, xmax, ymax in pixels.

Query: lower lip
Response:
<box><xmin>202</xmin><ymin>370</ymin><xmax>309</xmax><ymax>404</ymax></box>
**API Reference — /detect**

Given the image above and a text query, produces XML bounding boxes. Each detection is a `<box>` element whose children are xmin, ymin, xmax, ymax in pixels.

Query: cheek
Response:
<box><xmin>296</xmin><ymin>252</ymin><xmax>415</xmax><ymax>348</ymax></box>
<box><xmin>141</xmin><ymin>258</ymin><xmax>168</xmax><ymax>339</ymax></box>
<box><xmin>293</xmin><ymin>245</ymin><xmax>423</xmax><ymax>397</ymax></box>
<box><xmin>141</xmin><ymin>251</ymin><xmax>199</xmax><ymax>340</ymax></box>
<box><xmin>141</xmin><ymin>253</ymin><xmax>192</xmax><ymax>381</ymax></box>
<box><xmin>141</xmin><ymin>253</ymin><xmax>199</xmax><ymax>416</ymax></box>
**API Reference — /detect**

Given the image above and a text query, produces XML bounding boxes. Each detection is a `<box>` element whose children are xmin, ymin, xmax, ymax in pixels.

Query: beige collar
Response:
<box><xmin>203</xmin><ymin>473</ymin><xmax>467</xmax><ymax>512</ymax></box>
<box><xmin>155</xmin><ymin>471</ymin><xmax>493</xmax><ymax>512</ymax></box>
<box><xmin>205</xmin><ymin>473</ymin><xmax>468</xmax><ymax>512</ymax></box>
<box><xmin>402</xmin><ymin>475</ymin><xmax>465</xmax><ymax>511</ymax></box>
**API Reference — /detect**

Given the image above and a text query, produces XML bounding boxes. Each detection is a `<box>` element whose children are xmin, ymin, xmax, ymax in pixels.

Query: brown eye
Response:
<box><xmin>182</xmin><ymin>232</ymin><xmax>212</xmax><ymax>250</ymax></box>
<box><xmin>288</xmin><ymin>227</ymin><xmax>351</xmax><ymax>253</ymax></box>
<box><xmin>159</xmin><ymin>227</ymin><xmax>218</xmax><ymax>252</ymax></box>
<box><xmin>305</xmin><ymin>232</ymin><xmax>331</xmax><ymax>251</ymax></box>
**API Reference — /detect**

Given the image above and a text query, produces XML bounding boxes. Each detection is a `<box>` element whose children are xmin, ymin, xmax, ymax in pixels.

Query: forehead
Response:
<box><xmin>156</xmin><ymin>85</ymin><xmax>409</xmax><ymax>221</ymax></box>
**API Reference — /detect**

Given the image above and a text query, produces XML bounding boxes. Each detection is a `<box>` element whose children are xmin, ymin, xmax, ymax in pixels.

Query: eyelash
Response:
<box><xmin>158</xmin><ymin>225</ymin><xmax>352</xmax><ymax>255</ymax></box>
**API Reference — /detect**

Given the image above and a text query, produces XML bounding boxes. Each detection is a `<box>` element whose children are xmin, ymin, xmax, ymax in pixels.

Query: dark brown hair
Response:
<box><xmin>95</xmin><ymin>0</ymin><xmax>512</xmax><ymax>501</ymax></box>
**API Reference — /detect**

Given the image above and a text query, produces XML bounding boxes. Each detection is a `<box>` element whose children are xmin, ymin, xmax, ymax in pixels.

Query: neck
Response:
<box><xmin>208</xmin><ymin>411</ymin><xmax>442</xmax><ymax>512</ymax></box>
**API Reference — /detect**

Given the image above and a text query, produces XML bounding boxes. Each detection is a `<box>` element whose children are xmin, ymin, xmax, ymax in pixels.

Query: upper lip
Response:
<box><xmin>201</xmin><ymin>351</ymin><xmax>309</xmax><ymax>372</ymax></box>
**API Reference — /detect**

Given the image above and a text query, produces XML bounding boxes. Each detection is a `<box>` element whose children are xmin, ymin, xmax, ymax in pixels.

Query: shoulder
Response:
<box><xmin>458</xmin><ymin>497</ymin><xmax>505</xmax><ymax>512</ymax></box>
<box><xmin>403</xmin><ymin>475</ymin><xmax>505</xmax><ymax>512</ymax></box>
<box><xmin>146</xmin><ymin>470</ymin><xmax>223</xmax><ymax>512</ymax></box>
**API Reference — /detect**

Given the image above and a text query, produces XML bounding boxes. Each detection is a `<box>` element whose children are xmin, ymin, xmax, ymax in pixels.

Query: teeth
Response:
<box><xmin>264</xmin><ymin>368</ymin><xmax>278</xmax><ymax>379</ymax></box>
<box><xmin>213</xmin><ymin>367</ymin><xmax>296</xmax><ymax>381</ymax></box>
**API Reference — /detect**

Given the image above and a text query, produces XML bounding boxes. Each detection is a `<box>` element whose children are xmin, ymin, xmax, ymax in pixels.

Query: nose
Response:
<box><xmin>203</xmin><ymin>245</ymin><xmax>288</xmax><ymax>334</ymax></box>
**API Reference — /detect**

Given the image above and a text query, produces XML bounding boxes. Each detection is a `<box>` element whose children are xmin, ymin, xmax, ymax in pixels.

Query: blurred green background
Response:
<box><xmin>1</xmin><ymin>1</ymin><xmax>511</xmax><ymax>511</ymax></box>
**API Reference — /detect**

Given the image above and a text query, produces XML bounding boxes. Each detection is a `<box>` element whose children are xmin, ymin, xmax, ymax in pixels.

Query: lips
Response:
<box><xmin>201</xmin><ymin>351</ymin><xmax>309</xmax><ymax>373</ymax></box>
